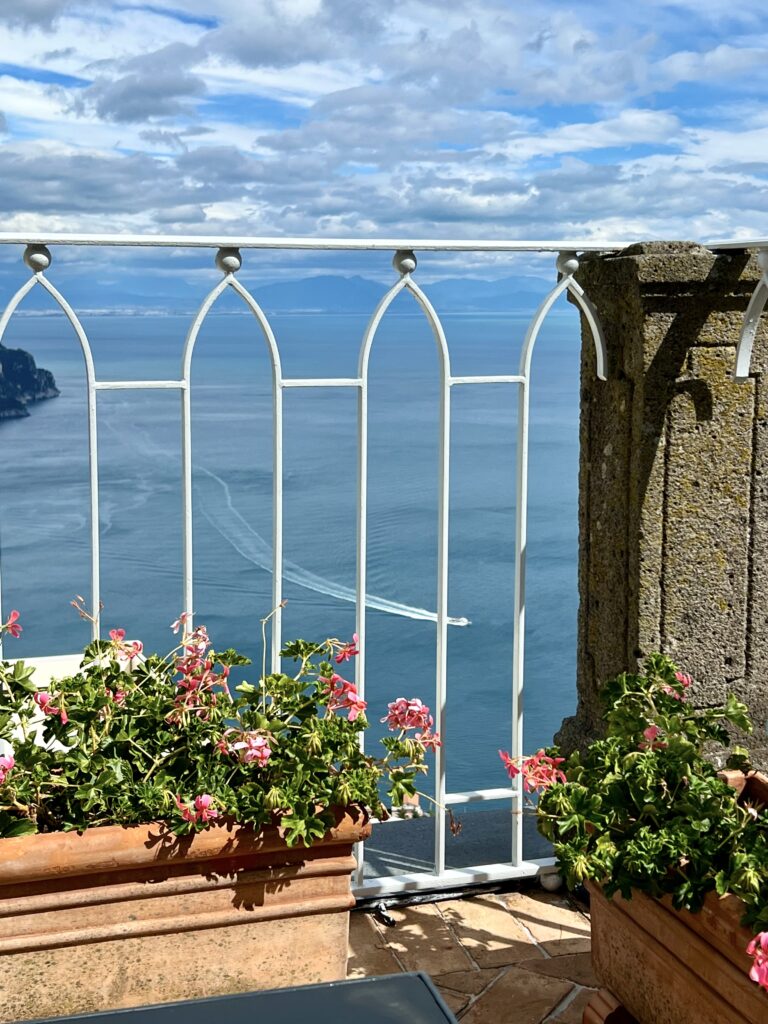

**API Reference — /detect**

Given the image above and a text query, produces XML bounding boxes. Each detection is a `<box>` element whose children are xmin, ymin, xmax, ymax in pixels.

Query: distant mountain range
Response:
<box><xmin>240</xmin><ymin>274</ymin><xmax>552</xmax><ymax>314</ymax></box>
<box><xmin>10</xmin><ymin>273</ymin><xmax>556</xmax><ymax>316</ymax></box>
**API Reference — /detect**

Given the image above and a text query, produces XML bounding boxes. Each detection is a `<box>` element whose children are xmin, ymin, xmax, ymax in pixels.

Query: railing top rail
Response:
<box><xmin>0</xmin><ymin>233</ymin><xmax>764</xmax><ymax>252</ymax></box>
<box><xmin>0</xmin><ymin>234</ymin><xmax>633</xmax><ymax>251</ymax></box>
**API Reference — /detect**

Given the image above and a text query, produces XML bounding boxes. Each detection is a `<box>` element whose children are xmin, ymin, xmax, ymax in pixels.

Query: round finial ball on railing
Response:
<box><xmin>757</xmin><ymin>249</ymin><xmax>768</xmax><ymax>275</ymax></box>
<box><xmin>23</xmin><ymin>245</ymin><xmax>52</xmax><ymax>273</ymax></box>
<box><xmin>215</xmin><ymin>247</ymin><xmax>242</xmax><ymax>274</ymax></box>
<box><xmin>393</xmin><ymin>250</ymin><xmax>417</xmax><ymax>275</ymax></box>
<box><xmin>556</xmin><ymin>251</ymin><xmax>580</xmax><ymax>277</ymax></box>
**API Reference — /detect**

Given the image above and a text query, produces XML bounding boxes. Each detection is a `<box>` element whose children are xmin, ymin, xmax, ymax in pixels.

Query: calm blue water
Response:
<box><xmin>0</xmin><ymin>296</ymin><xmax>581</xmax><ymax>809</ymax></box>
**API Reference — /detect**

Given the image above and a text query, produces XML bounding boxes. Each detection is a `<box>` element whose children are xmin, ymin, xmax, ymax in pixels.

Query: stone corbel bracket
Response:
<box><xmin>733</xmin><ymin>248</ymin><xmax>768</xmax><ymax>382</ymax></box>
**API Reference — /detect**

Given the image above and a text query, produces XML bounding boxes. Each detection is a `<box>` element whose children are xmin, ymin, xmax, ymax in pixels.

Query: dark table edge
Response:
<box><xmin>15</xmin><ymin>972</ymin><xmax>458</xmax><ymax>1024</ymax></box>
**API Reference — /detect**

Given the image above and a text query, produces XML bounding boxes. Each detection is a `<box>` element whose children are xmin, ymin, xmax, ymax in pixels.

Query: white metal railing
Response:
<box><xmin>1</xmin><ymin>231</ymin><xmax>762</xmax><ymax>896</ymax></box>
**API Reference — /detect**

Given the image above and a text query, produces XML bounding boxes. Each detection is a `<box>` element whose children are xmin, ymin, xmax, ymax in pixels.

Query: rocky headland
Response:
<box><xmin>0</xmin><ymin>343</ymin><xmax>59</xmax><ymax>420</ymax></box>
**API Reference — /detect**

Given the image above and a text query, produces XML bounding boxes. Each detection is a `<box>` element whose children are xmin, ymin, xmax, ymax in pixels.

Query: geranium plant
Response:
<box><xmin>500</xmin><ymin>653</ymin><xmax>768</xmax><ymax>995</ymax></box>
<box><xmin>0</xmin><ymin>607</ymin><xmax>440</xmax><ymax>847</ymax></box>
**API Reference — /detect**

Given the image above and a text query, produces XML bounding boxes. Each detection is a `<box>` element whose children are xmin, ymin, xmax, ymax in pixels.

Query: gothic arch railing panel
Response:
<box><xmin>0</xmin><ymin>246</ymin><xmax>101</xmax><ymax>652</ymax></box>
<box><xmin>180</xmin><ymin>249</ymin><xmax>284</xmax><ymax>670</ymax></box>
<box><xmin>355</xmin><ymin>250</ymin><xmax>455</xmax><ymax>879</ymax></box>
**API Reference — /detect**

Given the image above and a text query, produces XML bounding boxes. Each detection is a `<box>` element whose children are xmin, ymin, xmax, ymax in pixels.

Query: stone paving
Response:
<box><xmin>348</xmin><ymin>888</ymin><xmax>594</xmax><ymax>1024</ymax></box>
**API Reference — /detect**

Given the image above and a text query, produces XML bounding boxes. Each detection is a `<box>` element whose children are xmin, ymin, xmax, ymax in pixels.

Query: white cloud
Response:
<box><xmin>0</xmin><ymin>0</ymin><xmax>765</xmax><ymax>249</ymax></box>
<box><xmin>489</xmin><ymin>109</ymin><xmax>681</xmax><ymax>162</ymax></box>
<box><xmin>0</xmin><ymin>0</ymin><xmax>72</xmax><ymax>30</ymax></box>
<box><xmin>657</xmin><ymin>42</ymin><xmax>768</xmax><ymax>83</ymax></box>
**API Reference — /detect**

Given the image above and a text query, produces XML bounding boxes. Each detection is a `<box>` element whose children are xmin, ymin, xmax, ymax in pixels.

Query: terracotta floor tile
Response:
<box><xmin>460</xmin><ymin>966</ymin><xmax>573</xmax><ymax>1024</ymax></box>
<box><xmin>439</xmin><ymin>895</ymin><xmax>545</xmax><ymax>968</ymax></box>
<box><xmin>385</xmin><ymin>904</ymin><xmax>475</xmax><ymax>977</ymax></box>
<box><xmin>519</xmin><ymin>952</ymin><xmax>597</xmax><ymax>987</ymax></box>
<box><xmin>347</xmin><ymin>912</ymin><xmax>403</xmax><ymax>979</ymax></box>
<box><xmin>501</xmin><ymin>892</ymin><xmax>591</xmax><ymax>955</ymax></box>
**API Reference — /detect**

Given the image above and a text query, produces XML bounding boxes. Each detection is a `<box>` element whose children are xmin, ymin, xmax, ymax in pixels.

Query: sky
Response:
<box><xmin>0</xmin><ymin>1</ymin><xmax>767</xmax><ymax>289</ymax></box>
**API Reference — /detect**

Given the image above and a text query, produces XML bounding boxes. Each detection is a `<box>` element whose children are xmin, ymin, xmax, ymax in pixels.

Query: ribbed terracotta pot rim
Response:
<box><xmin>0</xmin><ymin>805</ymin><xmax>371</xmax><ymax>886</ymax></box>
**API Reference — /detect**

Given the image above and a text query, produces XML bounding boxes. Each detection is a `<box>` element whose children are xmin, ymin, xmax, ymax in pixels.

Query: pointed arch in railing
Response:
<box><xmin>355</xmin><ymin>249</ymin><xmax>453</xmax><ymax>879</ymax></box>
<box><xmin>180</xmin><ymin>248</ymin><xmax>284</xmax><ymax>671</ymax></box>
<box><xmin>0</xmin><ymin>246</ymin><xmax>101</xmax><ymax>648</ymax></box>
<box><xmin>518</xmin><ymin>252</ymin><xmax>608</xmax><ymax>382</ymax></box>
<box><xmin>733</xmin><ymin>250</ymin><xmax>768</xmax><ymax>382</ymax></box>
<box><xmin>509</xmin><ymin>250</ymin><xmax>607</xmax><ymax>864</ymax></box>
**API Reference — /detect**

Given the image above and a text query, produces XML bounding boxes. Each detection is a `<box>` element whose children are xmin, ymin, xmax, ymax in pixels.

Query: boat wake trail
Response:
<box><xmin>195</xmin><ymin>466</ymin><xmax>470</xmax><ymax>627</ymax></box>
<box><xmin>103</xmin><ymin>414</ymin><xmax>469</xmax><ymax>627</ymax></box>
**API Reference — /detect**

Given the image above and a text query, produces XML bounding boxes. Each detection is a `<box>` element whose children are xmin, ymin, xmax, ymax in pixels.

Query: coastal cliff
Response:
<box><xmin>0</xmin><ymin>343</ymin><xmax>59</xmax><ymax>420</ymax></box>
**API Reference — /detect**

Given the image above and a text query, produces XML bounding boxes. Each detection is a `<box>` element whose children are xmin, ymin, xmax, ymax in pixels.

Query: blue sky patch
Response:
<box><xmin>0</xmin><ymin>63</ymin><xmax>89</xmax><ymax>88</ymax></box>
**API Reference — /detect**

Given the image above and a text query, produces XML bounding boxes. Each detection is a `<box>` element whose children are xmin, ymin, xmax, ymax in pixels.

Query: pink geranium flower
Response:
<box><xmin>2</xmin><ymin>610</ymin><xmax>22</xmax><ymax>638</ymax></box>
<box><xmin>193</xmin><ymin>794</ymin><xmax>218</xmax><ymax>822</ymax></box>
<box><xmin>382</xmin><ymin>698</ymin><xmax>433</xmax><ymax>732</ymax></box>
<box><xmin>499</xmin><ymin>749</ymin><xmax>566</xmax><ymax>792</ymax></box>
<box><xmin>747</xmin><ymin>932</ymin><xmax>768</xmax><ymax>991</ymax></box>
<box><xmin>170</xmin><ymin>612</ymin><xmax>192</xmax><ymax>634</ymax></box>
<box><xmin>345</xmin><ymin>693</ymin><xmax>368</xmax><ymax>722</ymax></box>
<box><xmin>0</xmin><ymin>754</ymin><xmax>15</xmax><ymax>785</ymax></box>
<box><xmin>116</xmin><ymin>640</ymin><xmax>144</xmax><ymax>672</ymax></box>
<box><xmin>221</xmin><ymin>729</ymin><xmax>272</xmax><ymax>767</ymax></box>
<box><xmin>109</xmin><ymin>628</ymin><xmax>126</xmax><ymax>643</ymax></box>
<box><xmin>415</xmin><ymin>729</ymin><xmax>441</xmax><ymax>752</ymax></box>
<box><xmin>33</xmin><ymin>691</ymin><xmax>68</xmax><ymax>725</ymax></box>
<box><xmin>185</xmin><ymin>625</ymin><xmax>210</xmax><ymax>655</ymax></box>
<box><xmin>639</xmin><ymin>724</ymin><xmax>667</xmax><ymax>751</ymax></box>
<box><xmin>662</xmin><ymin>671</ymin><xmax>692</xmax><ymax>701</ymax></box>
<box><xmin>320</xmin><ymin>673</ymin><xmax>368</xmax><ymax>722</ymax></box>
<box><xmin>335</xmin><ymin>634</ymin><xmax>360</xmax><ymax>664</ymax></box>
<box><xmin>499</xmin><ymin>750</ymin><xmax>520</xmax><ymax>779</ymax></box>
<box><xmin>175</xmin><ymin>795</ymin><xmax>197</xmax><ymax>823</ymax></box>
<box><xmin>175</xmin><ymin>793</ymin><xmax>219</xmax><ymax>824</ymax></box>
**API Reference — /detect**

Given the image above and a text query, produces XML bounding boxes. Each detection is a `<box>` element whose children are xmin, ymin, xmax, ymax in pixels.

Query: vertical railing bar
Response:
<box><xmin>181</xmin><ymin>380</ymin><xmax>194</xmax><ymax>627</ymax></box>
<box><xmin>180</xmin><ymin>274</ymin><xmax>232</xmax><ymax>629</ymax></box>
<box><xmin>0</xmin><ymin>275</ymin><xmax>40</xmax><ymax>658</ymax></box>
<box><xmin>225</xmin><ymin>271</ymin><xmax>284</xmax><ymax>672</ymax></box>
<box><xmin>353</xmin><ymin>269</ymin><xmax>410</xmax><ymax>887</ymax></box>
<box><xmin>403</xmin><ymin>261</ymin><xmax>452</xmax><ymax>878</ymax></box>
<box><xmin>511</xmin><ymin>376</ymin><xmax>528</xmax><ymax>866</ymax></box>
<box><xmin>353</xmin><ymin>370</ymin><xmax>368</xmax><ymax>888</ymax></box>
<box><xmin>355</xmin><ymin>382</ymin><xmax>368</xmax><ymax>704</ymax></box>
<box><xmin>434</xmin><ymin>361</ymin><xmax>451</xmax><ymax>876</ymax></box>
<box><xmin>87</xmin><ymin>380</ymin><xmax>100</xmax><ymax>640</ymax></box>
<box><xmin>513</xmin><ymin>264</ymin><xmax>574</xmax><ymax>866</ymax></box>
<box><xmin>35</xmin><ymin>272</ymin><xmax>101</xmax><ymax>639</ymax></box>
<box><xmin>271</xmin><ymin>374</ymin><xmax>284</xmax><ymax>672</ymax></box>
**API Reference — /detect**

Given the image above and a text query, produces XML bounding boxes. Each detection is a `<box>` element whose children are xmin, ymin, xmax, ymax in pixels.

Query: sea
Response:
<box><xmin>0</xmin><ymin>290</ymin><xmax>581</xmax><ymax>865</ymax></box>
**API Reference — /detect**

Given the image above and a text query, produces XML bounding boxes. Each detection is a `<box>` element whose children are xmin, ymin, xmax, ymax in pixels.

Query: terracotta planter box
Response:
<box><xmin>583</xmin><ymin>771</ymin><xmax>768</xmax><ymax>1024</ymax></box>
<box><xmin>0</xmin><ymin>810</ymin><xmax>371</xmax><ymax>1022</ymax></box>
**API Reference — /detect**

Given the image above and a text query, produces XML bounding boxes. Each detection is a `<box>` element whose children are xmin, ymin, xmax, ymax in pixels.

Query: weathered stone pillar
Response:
<box><xmin>559</xmin><ymin>242</ymin><xmax>768</xmax><ymax>767</ymax></box>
